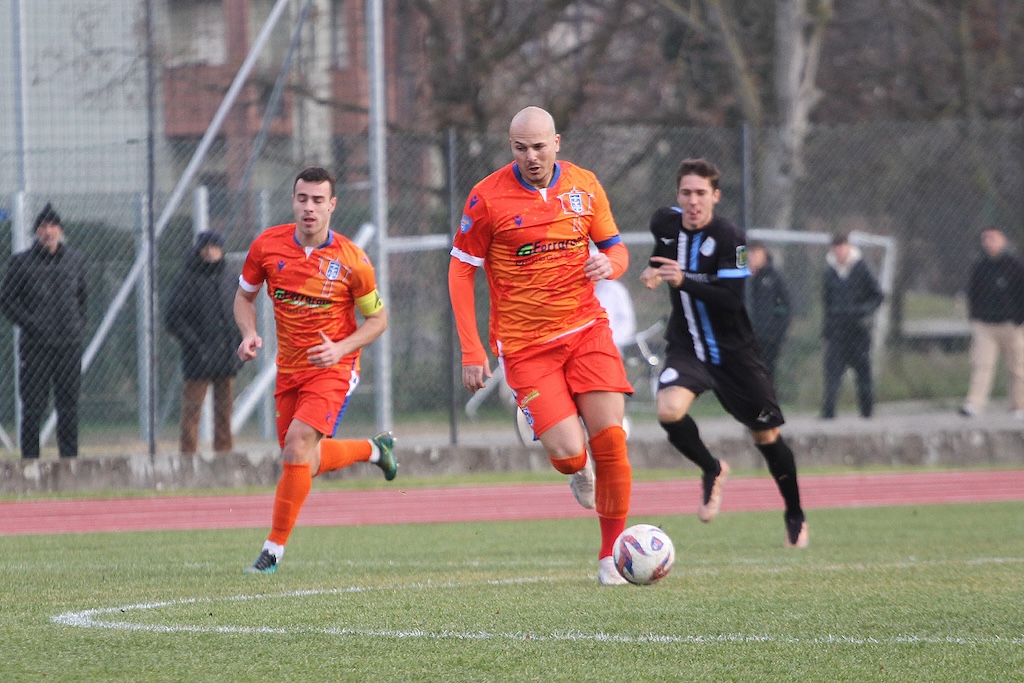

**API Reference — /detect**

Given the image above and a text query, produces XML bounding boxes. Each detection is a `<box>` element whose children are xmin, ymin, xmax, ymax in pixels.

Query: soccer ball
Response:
<box><xmin>612</xmin><ymin>524</ymin><xmax>675</xmax><ymax>585</ymax></box>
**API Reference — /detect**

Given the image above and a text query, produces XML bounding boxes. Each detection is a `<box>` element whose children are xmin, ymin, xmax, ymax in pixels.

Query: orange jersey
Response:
<box><xmin>240</xmin><ymin>224</ymin><xmax>381</xmax><ymax>374</ymax></box>
<box><xmin>450</xmin><ymin>161</ymin><xmax>624</xmax><ymax>358</ymax></box>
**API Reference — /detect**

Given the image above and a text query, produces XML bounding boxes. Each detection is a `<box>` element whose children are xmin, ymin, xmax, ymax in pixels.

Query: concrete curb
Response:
<box><xmin>3</xmin><ymin>416</ymin><xmax>1023</xmax><ymax>495</ymax></box>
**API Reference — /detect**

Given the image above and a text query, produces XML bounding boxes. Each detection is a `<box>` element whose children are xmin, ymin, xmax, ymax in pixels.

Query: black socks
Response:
<box><xmin>660</xmin><ymin>415</ymin><xmax>720</xmax><ymax>475</ymax></box>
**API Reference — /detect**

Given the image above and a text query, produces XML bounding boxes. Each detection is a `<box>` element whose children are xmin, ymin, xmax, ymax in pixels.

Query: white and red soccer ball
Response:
<box><xmin>612</xmin><ymin>524</ymin><xmax>675</xmax><ymax>585</ymax></box>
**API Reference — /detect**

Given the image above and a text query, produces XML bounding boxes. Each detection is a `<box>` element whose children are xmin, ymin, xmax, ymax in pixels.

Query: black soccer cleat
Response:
<box><xmin>243</xmin><ymin>549</ymin><xmax>279</xmax><ymax>574</ymax></box>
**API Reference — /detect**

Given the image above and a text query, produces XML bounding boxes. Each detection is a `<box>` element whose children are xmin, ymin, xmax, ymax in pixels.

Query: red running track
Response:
<box><xmin>2</xmin><ymin>470</ymin><xmax>1023</xmax><ymax>536</ymax></box>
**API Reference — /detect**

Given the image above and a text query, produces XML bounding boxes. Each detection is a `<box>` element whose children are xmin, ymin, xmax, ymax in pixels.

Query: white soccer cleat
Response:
<box><xmin>597</xmin><ymin>556</ymin><xmax>628</xmax><ymax>585</ymax></box>
<box><xmin>569</xmin><ymin>456</ymin><xmax>596</xmax><ymax>509</ymax></box>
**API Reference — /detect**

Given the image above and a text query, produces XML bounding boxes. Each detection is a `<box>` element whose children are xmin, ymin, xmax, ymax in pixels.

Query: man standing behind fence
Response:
<box><xmin>449</xmin><ymin>106</ymin><xmax>635</xmax><ymax>585</ymax></box>
<box><xmin>165</xmin><ymin>231</ymin><xmax>242</xmax><ymax>453</ymax></box>
<box><xmin>821</xmin><ymin>233</ymin><xmax>884</xmax><ymax>419</ymax></box>
<box><xmin>0</xmin><ymin>203</ymin><xmax>88</xmax><ymax>459</ymax></box>
<box><xmin>960</xmin><ymin>227</ymin><xmax>1024</xmax><ymax>418</ymax></box>
<box><xmin>234</xmin><ymin>166</ymin><xmax>398</xmax><ymax>574</ymax></box>
<box><xmin>746</xmin><ymin>243</ymin><xmax>791</xmax><ymax>383</ymax></box>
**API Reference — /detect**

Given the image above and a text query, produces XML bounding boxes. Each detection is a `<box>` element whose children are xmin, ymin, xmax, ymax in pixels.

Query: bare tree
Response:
<box><xmin>404</xmin><ymin>0</ymin><xmax>650</xmax><ymax>131</ymax></box>
<box><xmin>657</xmin><ymin>0</ymin><xmax>831</xmax><ymax>229</ymax></box>
<box><xmin>761</xmin><ymin>0</ymin><xmax>832</xmax><ymax>231</ymax></box>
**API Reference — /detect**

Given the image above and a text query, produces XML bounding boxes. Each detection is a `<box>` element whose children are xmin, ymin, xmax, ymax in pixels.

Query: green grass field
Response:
<box><xmin>3</xmin><ymin>503</ymin><xmax>1023</xmax><ymax>682</ymax></box>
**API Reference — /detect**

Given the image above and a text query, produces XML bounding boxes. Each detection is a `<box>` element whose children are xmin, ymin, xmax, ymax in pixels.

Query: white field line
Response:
<box><xmin>50</xmin><ymin>575</ymin><xmax>1024</xmax><ymax>647</ymax></box>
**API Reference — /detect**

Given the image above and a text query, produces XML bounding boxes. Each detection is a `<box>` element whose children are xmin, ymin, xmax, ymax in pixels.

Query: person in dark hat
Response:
<box><xmin>164</xmin><ymin>231</ymin><xmax>242</xmax><ymax>453</ymax></box>
<box><xmin>0</xmin><ymin>202</ymin><xmax>89</xmax><ymax>458</ymax></box>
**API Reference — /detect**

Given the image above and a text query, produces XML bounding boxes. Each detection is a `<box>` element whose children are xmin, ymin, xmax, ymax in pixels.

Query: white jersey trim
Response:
<box><xmin>450</xmin><ymin>246</ymin><xmax>485</xmax><ymax>268</ymax></box>
<box><xmin>238</xmin><ymin>276</ymin><xmax>262</xmax><ymax>293</ymax></box>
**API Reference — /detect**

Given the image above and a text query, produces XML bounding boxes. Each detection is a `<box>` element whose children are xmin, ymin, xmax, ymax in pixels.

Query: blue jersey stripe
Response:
<box><xmin>696</xmin><ymin>300</ymin><xmax>721</xmax><ymax>365</ymax></box>
<box><xmin>718</xmin><ymin>267</ymin><xmax>750</xmax><ymax>279</ymax></box>
<box><xmin>594</xmin><ymin>235</ymin><xmax>621</xmax><ymax>250</ymax></box>
<box><xmin>689</xmin><ymin>235</ymin><xmax>702</xmax><ymax>271</ymax></box>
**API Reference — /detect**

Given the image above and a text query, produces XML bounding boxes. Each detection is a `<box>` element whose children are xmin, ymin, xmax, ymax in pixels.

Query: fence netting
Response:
<box><xmin>2</xmin><ymin>3</ymin><xmax>1024</xmax><ymax>456</ymax></box>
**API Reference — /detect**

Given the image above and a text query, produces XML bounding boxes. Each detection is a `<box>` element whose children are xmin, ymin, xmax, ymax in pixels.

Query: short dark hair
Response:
<box><xmin>294</xmin><ymin>166</ymin><xmax>336</xmax><ymax>197</ymax></box>
<box><xmin>676</xmin><ymin>158</ymin><xmax>721</xmax><ymax>191</ymax></box>
<box><xmin>831</xmin><ymin>232</ymin><xmax>850</xmax><ymax>247</ymax></box>
<box><xmin>33</xmin><ymin>202</ymin><xmax>62</xmax><ymax>231</ymax></box>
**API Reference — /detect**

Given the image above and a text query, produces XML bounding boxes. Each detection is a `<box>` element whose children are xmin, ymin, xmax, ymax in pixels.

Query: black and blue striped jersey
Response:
<box><xmin>648</xmin><ymin>208</ymin><xmax>759</xmax><ymax>365</ymax></box>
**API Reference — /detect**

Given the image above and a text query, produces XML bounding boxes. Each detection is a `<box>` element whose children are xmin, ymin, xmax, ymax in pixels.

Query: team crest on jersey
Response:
<box><xmin>700</xmin><ymin>237</ymin><xmax>717</xmax><ymax>257</ymax></box>
<box><xmin>460</xmin><ymin>214</ymin><xmax>473</xmax><ymax>233</ymax></box>
<box><xmin>736</xmin><ymin>245</ymin><xmax>747</xmax><ymax>268</ymax></box>
<box><xmin>557</xmin><ymin>187</ymin><xmax>593</xmax><ymax>215</ymax></box>
<box><xmin>321</xmin><ymin>259</ymin><xmax>350</xmax><ymax>282</ymax></box>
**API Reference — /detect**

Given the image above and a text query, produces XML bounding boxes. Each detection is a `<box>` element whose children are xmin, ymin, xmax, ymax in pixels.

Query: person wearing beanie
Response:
<box><xmin>0</xmin><ymin>202</ymin><xmax>89</xmax><ymax>459</ymax></box>
<box><xmin>164</xmin><ymin>231</ymin><xmax>242</xmax><ymax>453</ymax></box>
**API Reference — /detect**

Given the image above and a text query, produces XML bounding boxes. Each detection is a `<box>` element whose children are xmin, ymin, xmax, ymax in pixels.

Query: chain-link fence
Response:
<box><xmin>3</xmin><ymin>2</ymin><xmax>1024</xmax><ymax>458</ymax></box>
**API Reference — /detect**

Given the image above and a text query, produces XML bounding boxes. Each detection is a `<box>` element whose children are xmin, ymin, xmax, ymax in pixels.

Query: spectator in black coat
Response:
<box><xmin>165</xmin><ymin>231</ymin><xmax>242</xmax><ymax>453</ymax></box>
<box><xmin>821</xmin><ymin>233</ymin><xmax>884</xmax><ymax>419</ymax></box>
<box><xmin>0</xmin><ymin>203</ymin><xmax>88</xmax><ymax>459</ymax></box>
<box><xmin>746</xmin><ymin>243</ymin><xmax>791</xmax><ymax>382</ymax></box>
<box><xmin>960</xmin><ymin>227</ymin><xmax>1024</xmax><ymax>418</ymax></box>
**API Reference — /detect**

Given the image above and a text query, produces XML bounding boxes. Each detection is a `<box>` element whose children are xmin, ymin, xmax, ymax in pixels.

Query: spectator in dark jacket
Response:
<box><xmin>165</xmin><ymin>231</ymin><xmax>242</xmax><ymax>453</ymax></box>
<box><xmin>746</xmin><ymin>243</ymin><xmax>791</xmax><ymax>382</ymax></box>
<box><xmin>821</xmin><ymin>233</ymin><xmax>884</xmax><ymax>419</ymax></box>
<box><xmin>960</xmin><ymin>227</ymin><xmax>1024</xmax><ymax>418</ymax></box>
<box><xmin>0</xmin><ymin>203</ymin><xmax>88</xmax><ymax>458</ymax></box>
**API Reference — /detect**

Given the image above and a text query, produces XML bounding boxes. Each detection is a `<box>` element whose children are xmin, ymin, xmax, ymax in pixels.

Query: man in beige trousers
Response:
<box><xmin>961</xmin><ymin>227</ymin><xmax>1024</xmax><ymax>418</ymax></box>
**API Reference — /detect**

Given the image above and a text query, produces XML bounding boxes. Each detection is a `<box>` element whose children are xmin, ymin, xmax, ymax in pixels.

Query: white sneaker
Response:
<box><xmin>597</xmin><ymin>556</ymin><xmax>628</xmax><ymax>585</ymax></box>
<box><xmin>569</xmin><ymin>456</ymin><xmax>596</xmax><ymax>509</ymax></box>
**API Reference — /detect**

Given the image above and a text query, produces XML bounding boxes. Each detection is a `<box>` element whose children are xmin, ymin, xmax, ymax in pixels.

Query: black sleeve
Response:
<box><xmin>774</xmin><ymin>274</ymin><xmax>791</xmax><ymax>325</ymax></box>
<box><xmin>0</xmin><ymin>256</ymin><xmax>31</xmax><ymax>328</ymax></box>
<box><xmin>855</xmin><ymin>264</ymin><xmax>885</xmax><ymax>316</ymax></box>
<box><xmin>678</xmin><ymin>275</ymin><xmax>745</xmax><ymax>313</ymax></box>
<box><xmin>647</xmin><ymin>208</ymin><xmax>677</xmax><ymax>263</ymax></box>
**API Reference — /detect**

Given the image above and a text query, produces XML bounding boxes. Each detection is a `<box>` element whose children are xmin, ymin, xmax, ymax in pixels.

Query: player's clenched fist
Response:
<box><xmin>238</xmin><ymin>334</ymin><xmax>262</xmax><ymax>361</ymax></box>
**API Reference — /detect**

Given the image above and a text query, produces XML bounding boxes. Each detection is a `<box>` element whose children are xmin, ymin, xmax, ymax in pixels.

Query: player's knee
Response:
<box><xmin>656</xmin><ymin>403</ymin><xmax>686</xmax><ymax>423</ymax></box>
<box><xmin>750</xmin><ymin>427</ymin><xmax>780</xmax><ymax>446</ymax></box>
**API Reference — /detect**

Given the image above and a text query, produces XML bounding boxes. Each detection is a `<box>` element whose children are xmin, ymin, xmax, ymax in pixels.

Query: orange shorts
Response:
<box><xmin>274</xmin><ymin>364</ymin><xmax>359</xmax><ymax>448</ymax></box>
<box><xmin>502</xmin><ymin>319</ymin><xmax>632</xmax><ymax>438</ymax></box>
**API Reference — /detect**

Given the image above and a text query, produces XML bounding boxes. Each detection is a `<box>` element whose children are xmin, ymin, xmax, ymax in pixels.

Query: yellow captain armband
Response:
<box><xmin>355</xmin><ymin>289</ymin><xmax>384</xmax><ymax>316</ymax></box>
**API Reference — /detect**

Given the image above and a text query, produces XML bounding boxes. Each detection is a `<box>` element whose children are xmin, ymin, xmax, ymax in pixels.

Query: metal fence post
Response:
<box><xmin>257</xmin><ymin>189</ymin><xmax>275</xmax><ymax>440</ymax></box>
<box><xmin>135</xmin><ymin>193</ymin><xmax>152</xmax><ymax>445</ymax></box>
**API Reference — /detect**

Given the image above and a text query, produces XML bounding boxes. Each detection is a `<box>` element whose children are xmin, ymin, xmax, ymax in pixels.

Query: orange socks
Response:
<box><xmin>268</xmin><ymin>462</ymin><xmax>312</xmax><ymax>546</ymax></box>
<box><xmin>599</xmin><ymin>516</ymin><xmax>627</xmax><ymax>559</ymax></box>
<box><xmin>317</xmin><ymin>438</ymin><xmax>372</xmax><ymax>476</ymax></box>
<box><xmin>589</xmin><ymin>425</ymin><xmax>632</xmax><ymax>557</ymax></box>
<box><xmin>548</xmin><ymin>451</ymin><xmax>587</xmax><ymax>475</ymax></box>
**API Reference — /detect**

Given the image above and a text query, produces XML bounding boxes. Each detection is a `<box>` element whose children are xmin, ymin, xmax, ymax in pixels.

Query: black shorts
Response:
<box><xmin>658</xmin><ymin>346</ymin><xmax>785</xmax><ymax>431</ymax></box>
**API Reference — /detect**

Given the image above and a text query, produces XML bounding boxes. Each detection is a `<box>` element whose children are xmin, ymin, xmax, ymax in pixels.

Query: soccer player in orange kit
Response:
<box><xmin>235</xmin><ymin>166</ymin><xmax>397</xmax><ymax>574</ymax></box>
<box><xmin>448</xmin><ymin>107</ymin><xmax>634</xmax><ymax>585</ymax></box>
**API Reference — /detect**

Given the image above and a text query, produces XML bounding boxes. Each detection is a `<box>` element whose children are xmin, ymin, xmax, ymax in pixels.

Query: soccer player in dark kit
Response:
<box><xmin>639</xmin><ymin>158</ymin><xmax>808</xmax><ymax>548</ymax></box>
